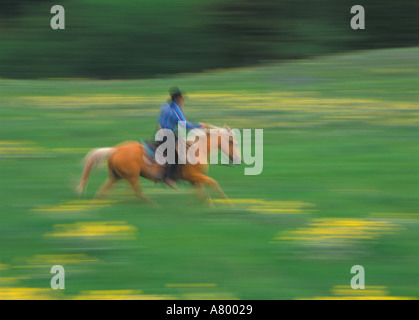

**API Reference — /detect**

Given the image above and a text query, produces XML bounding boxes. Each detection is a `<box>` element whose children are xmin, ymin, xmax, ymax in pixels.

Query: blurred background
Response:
<box><xmin>0</xmin><ymin>0</ymin><xmax>419</xmax><ymax>300</ymax></box>
<box><xmin>0</xmin><ymin>0</ymin><xmax>419</xmax><ymax>78</ymax></box>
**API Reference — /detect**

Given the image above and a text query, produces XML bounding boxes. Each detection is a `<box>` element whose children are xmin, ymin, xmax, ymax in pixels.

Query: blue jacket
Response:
<box><xmin>158</xmin><ymin>101</ymin><xmax>202</xmax><ymax>133</ymax></box>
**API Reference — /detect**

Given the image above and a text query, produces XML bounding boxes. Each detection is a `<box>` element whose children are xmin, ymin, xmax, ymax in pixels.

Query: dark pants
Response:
<box><xmin>165</xmin><ymin>162</ymin><xmax>177</xmax><ymax>180</ymax></box>
<box><xmin>162</xmin><ymin>137</ymin><xmax>178</xmax><ymax>180</ymax></box>
<box><xmin>143</xmin><ymin>134</ymin><xmax>178</xmax><ymax>180</ymax></box>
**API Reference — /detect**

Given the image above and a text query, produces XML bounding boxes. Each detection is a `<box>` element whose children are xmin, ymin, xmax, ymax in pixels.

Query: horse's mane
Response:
<box><xmin>204</xmin><ymin>124</ymin><xmax>231</xmax><ymax>134</ymax></box>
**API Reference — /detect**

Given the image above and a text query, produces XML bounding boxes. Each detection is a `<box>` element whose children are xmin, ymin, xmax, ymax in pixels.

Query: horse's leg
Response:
<box><xmin>192</xmin><ymin>181</ymin><xmax>214</xmax><ymax>207</ymax></box>
<box><xmin>194</xmin><ymin>174</ymin><xmax>233</xmax><ymax>207</ymax></box>
<box><xmin>92</xmin><ymin>177</ymin><xmax>117</xmax><ymax>203</ymax></box>
<box><xmin>127</xmin><ymin>176</ymin><xmax>155</xmax><ymax>204</ymax></box>
<box><xmin>92</xmin><ymin>163</ymin><xmax>120</xmax><ymax>202</ymax></box>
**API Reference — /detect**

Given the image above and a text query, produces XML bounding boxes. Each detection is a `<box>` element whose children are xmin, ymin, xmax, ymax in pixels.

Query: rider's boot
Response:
<box><xmin>163</xmin><ymin>164</ymin><xmax>179</xmax><ymax>190</ymax></box>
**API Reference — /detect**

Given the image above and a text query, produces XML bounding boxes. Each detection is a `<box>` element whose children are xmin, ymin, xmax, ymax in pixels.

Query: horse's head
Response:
<box><xmin>203</xmin><ymin>123</ymin><xmax>241</xmax><ymax>165</ymax></box>
<box><xmin>218</xmin><ymin>125</ymin><xmax>241</xmax><ymax>165</ymax></box>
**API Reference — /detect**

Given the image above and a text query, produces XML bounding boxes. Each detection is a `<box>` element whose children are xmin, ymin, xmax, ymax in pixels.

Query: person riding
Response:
<box><xmin>157</xmin><ymin>87</ymin><xmax>203</xmax><ymax>188</ymax></box>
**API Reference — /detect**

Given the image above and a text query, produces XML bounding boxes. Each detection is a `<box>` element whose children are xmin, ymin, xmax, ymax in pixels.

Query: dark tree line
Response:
<box><xmin>0</xmin><ymin>0</ymin><xmax>418</xmax><ymax>78</ymax></box>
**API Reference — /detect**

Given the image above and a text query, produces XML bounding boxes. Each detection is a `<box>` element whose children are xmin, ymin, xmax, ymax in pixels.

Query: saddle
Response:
<box><xmin>141</xmin><ymin>137</ymin><xmax>197</xmax><ymax>165</ymax></box>
<box><xmin>141</xmin><ymin>140</ymin><xmax>159</xmax><ymax>165</ymax></box>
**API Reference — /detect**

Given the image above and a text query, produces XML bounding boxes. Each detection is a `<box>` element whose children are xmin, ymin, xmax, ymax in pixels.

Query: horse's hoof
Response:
<box><xmin>76</xmin><ymin>185</ymin><xmax>84</xmax><ymax>196</ymax></box>
<box><xmin>144</xmin><ymin>198</ymin><xmax>157</xmax><ymax>206</ymax></box>
<box><xmin>149</xmin><ymin>201</ymin><xmax>158</xmax><ymax>207</ymax></box>
<box><xmin>205</xmin><ymin>199</ymin><xmax>215</xmax><ymax>208</ymax></box>
<box><xmin>164</xmin><ymin>178</ymin><xmax>179</xmax><ymax>190</ymax></box>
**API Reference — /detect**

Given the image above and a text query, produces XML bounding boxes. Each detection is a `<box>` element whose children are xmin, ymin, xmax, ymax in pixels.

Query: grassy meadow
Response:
<box><xmin>0</xmin><ymin>47</ymin><xmax>419</xmax><ymax>299</ymax></box>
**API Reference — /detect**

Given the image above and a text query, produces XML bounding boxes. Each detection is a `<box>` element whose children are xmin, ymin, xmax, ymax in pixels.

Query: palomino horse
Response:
<box><xmin>76</xmin><ymin>125</ymin><xmax>241</xmax><ymax>205</ymax></box>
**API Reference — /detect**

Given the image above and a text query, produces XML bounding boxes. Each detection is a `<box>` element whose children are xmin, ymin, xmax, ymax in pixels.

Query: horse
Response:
<box><xmin>76</xmin><ymin>125</ymin><xmax>241</xmax><ymax>206</ymax></box>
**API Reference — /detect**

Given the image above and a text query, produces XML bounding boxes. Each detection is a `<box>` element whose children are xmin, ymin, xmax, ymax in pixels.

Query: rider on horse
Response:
<box><xmin>157</xmin><ymin>87</ymin><xmax>204</xmax><ymax>188</ymax></box>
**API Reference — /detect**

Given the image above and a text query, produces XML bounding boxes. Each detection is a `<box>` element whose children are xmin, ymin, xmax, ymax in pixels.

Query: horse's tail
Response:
<box><xmin>76</xmin><ymin>147</ymin><xmax>115</xmax><ymax>195</ymax></box>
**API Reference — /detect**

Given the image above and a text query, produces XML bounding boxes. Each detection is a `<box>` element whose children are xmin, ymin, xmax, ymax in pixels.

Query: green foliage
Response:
<box><xmin>0</xmin><ymin>0</ymin><xmax>418</xmax><ymax>78</ymax></box>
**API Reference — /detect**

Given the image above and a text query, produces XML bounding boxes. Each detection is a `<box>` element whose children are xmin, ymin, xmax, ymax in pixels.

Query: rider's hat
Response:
<box><xmin>169</xmin><ymin>87</ymin><xmax>185</xmax><ymax>100</ymax></box>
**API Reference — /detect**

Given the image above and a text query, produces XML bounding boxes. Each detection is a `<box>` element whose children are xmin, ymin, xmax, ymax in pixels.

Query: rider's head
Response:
<box><xmin>169</xmin><ymin>87</ymin><xmax>184</xmax><ymax>107</ymax></box>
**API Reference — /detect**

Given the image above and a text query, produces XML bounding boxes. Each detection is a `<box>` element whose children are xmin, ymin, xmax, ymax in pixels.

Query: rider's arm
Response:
<box><xmin>172</xmin><ymin>104</ymin><xmax>202</xmax><ymax>130</ymax></box>
<box><xmin>181</xmin><ymin>120</ymin><xmax>203</xmax><ymax>131</ymax></box>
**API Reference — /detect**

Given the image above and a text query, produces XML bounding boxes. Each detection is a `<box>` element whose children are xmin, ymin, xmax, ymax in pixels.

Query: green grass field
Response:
<box><xmin>1</xmin><ymin>47</ymin><xmax>419</xmax><ymax>299</ymax></box>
